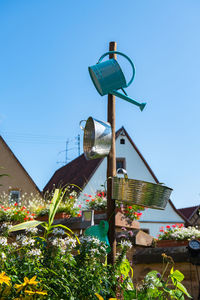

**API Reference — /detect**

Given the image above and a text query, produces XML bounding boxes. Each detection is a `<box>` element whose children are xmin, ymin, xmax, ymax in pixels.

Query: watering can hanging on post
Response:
<box><xmin>88</xmin><ymin>51</ymin><xmax>146</xmax><ymax>111</ymax></box>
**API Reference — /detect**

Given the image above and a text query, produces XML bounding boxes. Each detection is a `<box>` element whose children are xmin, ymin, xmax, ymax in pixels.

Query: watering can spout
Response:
<box><xmin>112</xmin><ymin>90</ymin><xmax>146</xmax><ymax>112</ymax></box>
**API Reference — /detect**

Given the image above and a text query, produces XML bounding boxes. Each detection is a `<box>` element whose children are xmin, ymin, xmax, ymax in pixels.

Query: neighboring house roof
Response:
<box><xmin>43</xmin><ymin>154</ymin><xmax>103</xmax><ymax>193</ymax></box>
<box><xmin>178</xmin><ymin>205</ymin><xmax>200</xmax><ymax>221</ymax></box>
<box><xmin>0</xmin><ymin>135</ymin><xmax>41</xmax><ymax>194</ymax></box>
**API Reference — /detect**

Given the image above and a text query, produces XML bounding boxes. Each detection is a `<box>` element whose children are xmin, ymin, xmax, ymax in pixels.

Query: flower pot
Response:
<box><xmin>36</xmin><ymin>212</ymin><xmax>71</xmax><ymax>222</ymax></box>
<box><xmin>94</xmin><ymin>210</ymin><xmax>106</xmax><ymax>215</ymax></box>
<box><xmin>156</xmin><ymin>240</ymin><xmax>189</xmax><ymax>247</ymax></box>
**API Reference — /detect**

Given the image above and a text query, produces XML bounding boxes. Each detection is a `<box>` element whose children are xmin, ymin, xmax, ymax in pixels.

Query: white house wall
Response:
<box><xmin>78</xmin><ymin>132</ymin><xmax>185</xmax><ymax>237</ymax></box>
<box><xmin>139</xmin><ymin>201</ymin><xmax>185</xmax><ymax>237</ymax></box>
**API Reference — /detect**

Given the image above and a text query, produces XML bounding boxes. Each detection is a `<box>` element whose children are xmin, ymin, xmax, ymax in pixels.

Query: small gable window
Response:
<box><xmin>9</xmin><ymin>190</ymin><xmax>20</xmax><ymax>204</ymax></box>
<box><xmin>120</xmin><ymin>138</ymin><xmax>125</xmax><ymax>144</ymax></box>
<box><xmin>116</xmin><ymin>158</ymin><xmax>126</xmax><ymax>173</ymax></box>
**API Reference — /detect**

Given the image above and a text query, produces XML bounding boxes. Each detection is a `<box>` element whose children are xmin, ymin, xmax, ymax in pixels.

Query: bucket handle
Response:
<box><xmin>116</xmin><ymin>168</ymin><xmax>128</xmax><ymax>179</ymax></box>
<box><xmin>97</xmin><ymin>51</ymin><xmax>135</xmax><ymax>88</ymax></box>
<box><xmin>79</xmin><ymin>120</ymin><xmax>86</xmax><ymax>130</ymax></box>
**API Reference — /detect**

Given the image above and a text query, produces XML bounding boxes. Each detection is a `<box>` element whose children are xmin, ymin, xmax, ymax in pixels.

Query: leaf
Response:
<box><xmin>176</xmin><ymin>282</ymin><xmax>192</xmax><ymax>298</ymax></box>
<box><xmin>119</xmin><ymin>258</ymin><xmax>132</xmax><ymax>278</ymax></box>
<box><xmin>8</xmin><ymin>220</ymin><xmax>46</xmax><ymax>232</ymax></box>
<box><xmin>49</xmin><ymin>189</ymin><xmax>61</xmax><ymax>225</ymax></box>
<box><xmin>171</xmin><ymin>269</ymin><xmax>184</xmax><ymax>282</ymax></box>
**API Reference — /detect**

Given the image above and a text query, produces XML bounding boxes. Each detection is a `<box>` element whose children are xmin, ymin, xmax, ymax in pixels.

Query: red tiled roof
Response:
<box><xmin>43</xmin><ymin>154</ymin><xmax>103</xmax><ymax>193</ymax></box>
<box><xmin>178</xmin><ymin>205</ymin><xmax>200</xmax><ymax>221</ymax></box>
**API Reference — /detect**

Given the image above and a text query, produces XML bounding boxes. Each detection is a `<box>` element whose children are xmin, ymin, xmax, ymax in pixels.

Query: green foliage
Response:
<box><xmin>0</xmin><ymin>188</ymin><xmax>192</xmax><ymax>299</ymax></box>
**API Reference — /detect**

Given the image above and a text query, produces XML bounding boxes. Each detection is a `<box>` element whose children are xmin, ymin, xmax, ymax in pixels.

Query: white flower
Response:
<box><xmin>1</xmin><ymin>252</ymin><xmax>6</xmax><ymax>260</ymax></box>
<box><xmin>25</xmin><ymin>227</ymin><xmax>38</xmax><ymax>234</ymax></box>
<box><xmin>16</xmin><ymin>235</ymin><xmax>35</xmax><ymax>246</ymax></box>
<box><xmin>120</xmin><ymin>240</ymin><xmax>132</xmax><ymax>249</ymax></box>
<box><xmin>12</xmin><ymin>242</ymin><xmax>18</xmax><ymax>248</ymax></box>
<box><xmin>52</xmin><ymin>228</ymin><xmax>65</xmax><ymax>236</ymax></box>
<box><xmin>0</xmin><ymin>237</ymin><xmax>7</xmax><ymax>246</ymax></box>
<box><xmin>27</xmin><ymin>248</ymin><xmax>42</xmax><ymax>257</ymax></box>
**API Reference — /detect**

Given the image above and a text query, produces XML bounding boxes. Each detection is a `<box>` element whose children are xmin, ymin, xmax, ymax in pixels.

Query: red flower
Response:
<box><xmin>166</xmin><ymin>225</ymin><xmax>171</xmax><ymax>229</ymax></box>
<box><xmin>128</xmin><ymin>206</ymin><xmax>132</xmax><ymax>209</ymax></box>
<box><xmin>160</xmin><ymin>229</ymin><xmax>164</xmax><ymax>232</ymax></box>
<box><xmin>172</xmin><ymin>224</ymin><xmax>176</xmax><ymax>228</ymax></box>
<box><xmin>31</xmin><ymin>213</ymin><xmax>35</xmax><ymax>216</ymax></box>
<box><xmin>14</xmin><ymin>202</ymin><xmax>18</xmax><ymax>206</ymax></box>
<box><xmin>26</xmin><ymin>211</ymin><xmax>30</xmax><ymax>214</ymax></box>
<box><xmin>88</xmin><ymin>195</ymin><xmax>92</xmax><ymax>198</ymax></box>
<box><xmin>77</xmin><ymin>213</ymin><xmax>82</xmax><ymax>217</ymax></box>
<box><xmin>85</xmin><ymin>199</ymin><xmax>90</xmax><ymax>203</ymax></box>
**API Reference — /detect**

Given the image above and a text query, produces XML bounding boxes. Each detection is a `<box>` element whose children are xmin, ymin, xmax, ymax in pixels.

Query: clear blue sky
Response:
<box><xmin>0</xmin><ymin>0</ymin><xmax>200</xmax><ymax>209</ymax></box>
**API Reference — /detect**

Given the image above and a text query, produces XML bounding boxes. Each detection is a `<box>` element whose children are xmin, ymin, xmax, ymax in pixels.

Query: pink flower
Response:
<box><xmin>78</xmin><ymin>205</ymin><xmax>82</xmax><ymax>208</ymax></box>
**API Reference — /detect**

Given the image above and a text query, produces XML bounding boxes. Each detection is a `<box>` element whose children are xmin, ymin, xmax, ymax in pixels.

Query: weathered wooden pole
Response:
<box><xmin>107</xmin><ymin>41</ymin><xmax>117</xmax><ymax>265</ymax></box>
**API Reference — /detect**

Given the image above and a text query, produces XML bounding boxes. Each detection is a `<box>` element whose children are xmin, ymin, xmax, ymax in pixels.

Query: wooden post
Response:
<box><xmin>107</xmin><ymin>41</ymin><xmax>117</xmax><ymax>265</ymax></box>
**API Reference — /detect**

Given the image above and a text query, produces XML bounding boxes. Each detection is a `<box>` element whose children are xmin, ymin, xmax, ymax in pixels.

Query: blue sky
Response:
<box><xmin>0</xmin><ymin>0</ymin><xmax>200</xmax><ymax>208</ymax></box>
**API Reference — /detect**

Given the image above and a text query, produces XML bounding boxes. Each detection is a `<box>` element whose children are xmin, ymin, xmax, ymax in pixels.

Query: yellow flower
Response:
<box><xmin>95</xmin><ymin>294</ymin><xmax>118</xmax><ymax>300</ymax></box>
<box><xmin>25</xmin><ymin>289</ymin><xmax>47</xmax><ymax>295</ymax></box>
<box><xmin>95</xmin><ymin>293</ymin><xmax>104</xmax><ymax>300</ymax></box>
<box><xmin>15</xmin><ymin>276</ymin><xmax>39</xmax><ymax>293</ymax></box>
<box><xmin>0</xmin><ymin>272</ymin><xmax>11</xmax><ymax>286</ymax></box>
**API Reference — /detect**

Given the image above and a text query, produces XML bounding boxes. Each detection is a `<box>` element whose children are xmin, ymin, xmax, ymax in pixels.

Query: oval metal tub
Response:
<box><xmin>111</xmin><ymin>177</ymin><xmax>173</xmax><ymax>210</ymax></box>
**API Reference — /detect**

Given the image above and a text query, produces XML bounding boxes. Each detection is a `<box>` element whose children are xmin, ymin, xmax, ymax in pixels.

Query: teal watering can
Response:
<box><xmin>84</xmin><ymin>220</ymin><xmax>111</xmax><ymax>253</ymax></box>
<box><xmin>88</xmin><ymin>51</ymin><xmax>146</xmax><ymax>111</ymax></box>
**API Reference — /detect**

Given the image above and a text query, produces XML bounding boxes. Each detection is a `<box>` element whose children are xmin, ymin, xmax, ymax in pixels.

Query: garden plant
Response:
<box><xmin>158</xmin><ymin>224</ymin><xmax>200</xmax><ymax>241</ymax></box>
<box><xmin>0</xmin><ymin>188</ymin><xmax>192</xmax><ymax>299</ymax></box>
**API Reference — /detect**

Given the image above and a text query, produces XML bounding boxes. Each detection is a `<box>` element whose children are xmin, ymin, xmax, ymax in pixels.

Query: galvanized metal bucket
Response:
<box><xmin>80</xmin><ymin>117</ymin><xmax>112</xmax><ymax>160</ymax></box>
<box><xmin>112</xmin><ymin>169</ymin><xmax>173</xmax><ymax>210</ymax></box>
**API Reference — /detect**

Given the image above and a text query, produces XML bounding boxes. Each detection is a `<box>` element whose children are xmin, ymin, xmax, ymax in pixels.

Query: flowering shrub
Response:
<box><xmin>122</xmin><ymin>204</ymin><xmax>145</xmax><ymax>221</ymax></box>
<box><xmin>84</xmin><ymin>191</ymin><xmax>107</xmax><ymax>211</ymax></box>
<box><xmin>158</xmin><ymin>224</ymin><xmax>200</xmax><ymax>240</ymax></box>
<box><xmin>0</xmin><ymin>203</ymin><xmax>35</xmax><ymax>223</ymax></box>
<box><xmin>0</xmin><ymin>189</ymin><xmax>81</xmax><ymax>222</ymax></box>
<box><xmin>84</xmin><ymin>192</ymin><xmax>144</xmax><ymax>221</ymax></box>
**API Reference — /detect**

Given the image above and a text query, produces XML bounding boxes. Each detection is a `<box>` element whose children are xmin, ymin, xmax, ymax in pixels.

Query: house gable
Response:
<box><xmin>0</xmin><ymin>136</ymin><xmax>41</xmax><ymax>197</ymax></box>
<box><xmin>44</xmin><ymin>127</ymin><xmax>185</xmax><ymax>236</ymax></box>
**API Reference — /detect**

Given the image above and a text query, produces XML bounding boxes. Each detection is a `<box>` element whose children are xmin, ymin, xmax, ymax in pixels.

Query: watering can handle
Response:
<box><xmin>98</xmin><ymin>51</ymin><xmax>135</xmax><ymax>88</ymax></box>
<box><xmin>79</xmin><ymin>120</ymin><xmax>86</xmax><ymax>130</ymax></box>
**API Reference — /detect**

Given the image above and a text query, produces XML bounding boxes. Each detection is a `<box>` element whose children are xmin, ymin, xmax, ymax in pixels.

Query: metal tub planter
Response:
<box><xmin>112</xmin><ymin>170</ymin><xmax>173</xmax><ymax>210</ymax></box>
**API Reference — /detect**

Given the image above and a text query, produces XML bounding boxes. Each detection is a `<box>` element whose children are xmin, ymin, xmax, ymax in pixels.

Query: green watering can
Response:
<box><xmin>84</xmin><ymin>220</ymin><xmax>111</xmax><ymax>253</ymax></box>
<box><xmin>88</xmin><ymin>51</ymin><xmax>146</xmax><ymax>111</ymax></box>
